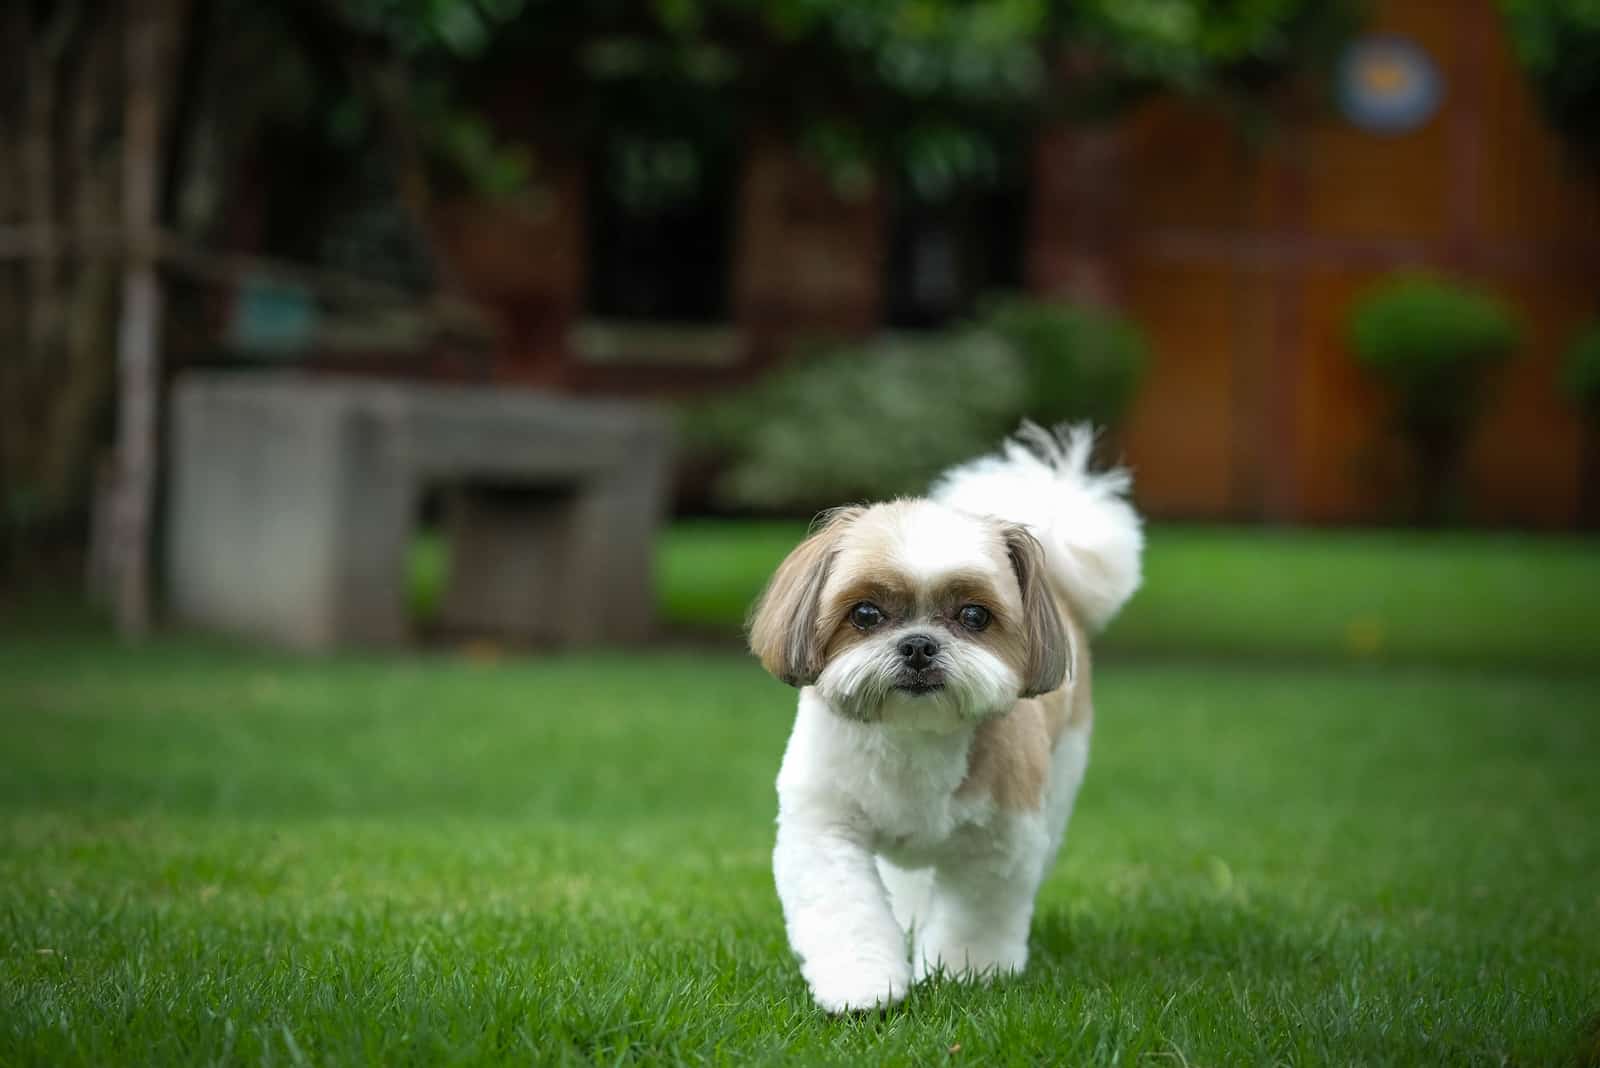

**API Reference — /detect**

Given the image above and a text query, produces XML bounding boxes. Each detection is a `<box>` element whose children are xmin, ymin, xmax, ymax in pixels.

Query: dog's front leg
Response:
<box><xmin>773</xmin><ymin>805</ymin><xmax>910</xmax><ymax>1013</ymax></box>
<box><xmin>914</xmin><ymin>839</ymin><xmax>1046</xmax><ymax>983</ymax></box>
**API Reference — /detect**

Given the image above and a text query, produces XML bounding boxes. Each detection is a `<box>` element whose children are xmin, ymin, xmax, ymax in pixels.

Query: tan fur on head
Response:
<box><xmin>747</xmin><ymin>506</ymin><xmax>864</xmax><ymax>686</ymax></box>
<box><xmin>999</xmin><ymin>524</ymin><xmax>1070</xmax><ymax>697</ymax></box>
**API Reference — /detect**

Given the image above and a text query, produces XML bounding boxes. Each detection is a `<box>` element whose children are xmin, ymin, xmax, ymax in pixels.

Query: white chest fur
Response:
<box><xmin>776</xmin><ymin>688</ymin><xmax>1002</xmax><ymax>863</ymax></box>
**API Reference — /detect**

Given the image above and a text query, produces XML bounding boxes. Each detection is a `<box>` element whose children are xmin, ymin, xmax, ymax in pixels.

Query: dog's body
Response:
<box><xmin>749</xmin><ymin>425</ymin><xmax>1143</xmax><ymax>1013</ymax></box>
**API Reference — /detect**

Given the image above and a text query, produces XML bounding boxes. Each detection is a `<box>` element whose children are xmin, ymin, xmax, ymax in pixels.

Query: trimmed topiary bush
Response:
<box><xmin>1348</xmin><ymin>276</ymin><xmax>1520</xmax><ymax>523</ymax></box>
<box><xmin>982</xmin><ymin>298</ymin><xmax>1148</xmax><ymax>430</ymax></box>
<box><xmin>1350</xmin><ymin>278</ymin><xmax>1518</xmax><ymax>385</ymax></box>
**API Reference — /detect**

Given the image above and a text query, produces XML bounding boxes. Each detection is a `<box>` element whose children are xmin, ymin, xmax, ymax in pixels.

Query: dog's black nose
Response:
<box><xmin>898</xmin><ymin>634</ymin><xmax>939</xmax><ymax>668</ymax></box>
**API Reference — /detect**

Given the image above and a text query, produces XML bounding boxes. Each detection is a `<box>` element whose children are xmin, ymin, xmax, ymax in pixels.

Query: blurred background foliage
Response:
<box><xmin>293</xmin><ymin>0</ymin><xmax>1600</xmax><ymax>200</ymax></box>
<box><xmin>1</xmin><ymin>0</ymin><xmax>1364</xmax><ymax>558</ymax></box>
<box><xmin>983</xmin><ymin>297</ymin><xmax>1148</xmax><ymax>428</ymax></box>
<box><xmin>7</xmin><ymin>0</ymin><xmax>1600</xmax><ymax>579</ymax></box>
<box><xmin>685</xmin><ymin>298</ymin><xmax>1147</xmax><ymax>512</ymax></box>
<box><xmin>686</xmin><ymin>327</ymin><xmax>1027</xmax><ymax>511</ymax></box>
<box><xmin>1348</xmin><ymin>276</ymin><xmax>1521</xmax><ymax>525</ymax></box>
<box><xmin>1500</xmin><ymin>0</ymin><xmax>1600</xmax><ymax>162</ymax></box>
<box><xmin>1563</xmin><ymin>321</ymin><xmax>1600</xmax><ymax>420</ymax></box>
<box><xmin>219</xmin><ymin>0</ymin><xmax>1368</xmax><ymax>217</ymax></box>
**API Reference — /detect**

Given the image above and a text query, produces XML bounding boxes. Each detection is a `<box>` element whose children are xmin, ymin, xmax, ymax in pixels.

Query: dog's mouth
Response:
<box><xmin>893</xmin><ymin>669</ymin><xmax>946</xmax><ymax>695</ymax></box>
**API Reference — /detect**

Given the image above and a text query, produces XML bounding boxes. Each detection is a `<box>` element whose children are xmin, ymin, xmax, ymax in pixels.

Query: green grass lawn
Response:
<box><xmin>5</xmin><ymin>526</ymin><xmax>1600</xmax><ymax>1065</ymax></box>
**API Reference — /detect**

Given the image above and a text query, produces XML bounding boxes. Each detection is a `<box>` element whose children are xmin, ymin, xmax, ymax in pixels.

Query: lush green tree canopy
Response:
<box><xmin>1500</xmin><ymin>0</ymin><xmax>1600</xmax><ymax>163</ymax></box>
<box><xmin>314</xmin><ymin>0</ymin><xmax>1362</xmax><ymax>198</ymax></box>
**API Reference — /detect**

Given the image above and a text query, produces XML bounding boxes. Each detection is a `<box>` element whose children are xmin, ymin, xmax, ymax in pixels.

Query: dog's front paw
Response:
<box><xmin>804</xmin><ymin>959</ymin><xmax>912</xmax><ymax>1014</ymax></box>
<box><xmin>914</xmin><ymin>937</ymin><xmax>1028</xmax><ymax>983</ymax></box>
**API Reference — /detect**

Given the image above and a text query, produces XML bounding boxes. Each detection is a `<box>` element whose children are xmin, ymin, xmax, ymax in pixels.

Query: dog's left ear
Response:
<box><xmin>747</xmin><ymin>506</ymin><xmax>863</xmax><ymax>687</ymax></box>
<box><xmin>1003</xmin><ymin>523</ymin><xmax>1071</xmax><ymax>696</ymax></box>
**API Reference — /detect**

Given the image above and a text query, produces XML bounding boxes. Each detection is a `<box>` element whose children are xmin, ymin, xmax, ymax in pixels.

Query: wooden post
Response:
<box><xmin>110</xmin><ymin>0</ymin><xmax>181</xmax><ymax>637</ymax></box>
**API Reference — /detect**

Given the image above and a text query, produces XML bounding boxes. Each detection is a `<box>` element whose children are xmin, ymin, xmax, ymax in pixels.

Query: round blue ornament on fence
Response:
<box><xmin>1337</xmin><ymin>35</ymin><xmax>1443</xmax><ymax>135</ymax></box>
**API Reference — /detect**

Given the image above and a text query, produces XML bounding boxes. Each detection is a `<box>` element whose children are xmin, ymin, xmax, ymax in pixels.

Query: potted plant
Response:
<box><xmin>1348</xmin><ymin>276</ymin><xmax>1520</xmax><ymax>524</ymax></box>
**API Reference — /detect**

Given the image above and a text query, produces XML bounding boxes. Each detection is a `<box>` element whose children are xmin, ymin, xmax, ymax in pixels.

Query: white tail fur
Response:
<box><xmin>930</xmin><ymin>422</ymin><xmax>1143</xmax><ymax>631</ymax></box>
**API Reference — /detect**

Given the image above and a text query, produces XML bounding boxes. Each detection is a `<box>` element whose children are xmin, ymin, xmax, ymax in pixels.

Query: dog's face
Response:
<box><xmin>749</xmin><ymin>501</ymin><xmax>1069</xmax><ymax>730</ymax></box>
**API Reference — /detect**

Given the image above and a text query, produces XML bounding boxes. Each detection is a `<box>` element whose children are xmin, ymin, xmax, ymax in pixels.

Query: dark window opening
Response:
<box><xmin>586</xmin><ymin>134</ymin><xmax>736</xmax><ymax>324</ymax></box>
<box><xmin>884</xmin><ymin>177</ymin><xmax>1029</xmax><ymax>329</ymax></box>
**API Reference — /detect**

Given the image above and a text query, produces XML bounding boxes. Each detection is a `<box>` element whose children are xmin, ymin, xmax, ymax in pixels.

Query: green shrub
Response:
<box><xmin>1561</xmin><ymin>323</ymin><xmax>1600</xmax><ymax>420</ymax></box>
<box><xmin>1350</xmin><ymin>278</ymin><xmax>1517</xmax><ymax>384</ymax></box>
<box><xmin>1348</xmin><ymin>276</ymin><xmax>1520</xmax><ymax>523</ymax></box>
<box><xmin>685</xmin><ymin>329</ymin><xmax>1027</xmax><ymax>512</ymax></box>
<box><xmin>684</xmin><ymin>299</ymin><xmax>1150</xmax><ymax>513</ymax></box>
<box><xmin>982</xmin><ymin>298</ymin><xmax>1148</xmax><ymax>428</ymax></box>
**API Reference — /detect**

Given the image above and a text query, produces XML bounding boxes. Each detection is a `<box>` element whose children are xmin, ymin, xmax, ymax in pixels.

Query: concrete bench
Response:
<box><xmin>166</xmin><ymin>373</ymin><xmax>673</xmax><ymax>649</ymax></box>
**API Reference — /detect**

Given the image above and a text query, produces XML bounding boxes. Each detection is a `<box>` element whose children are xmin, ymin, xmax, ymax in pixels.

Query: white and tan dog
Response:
<box><xmin>748</xmin><ymin>423</ymin><xmax>1143</xmax><ymax>1013</ymax></box>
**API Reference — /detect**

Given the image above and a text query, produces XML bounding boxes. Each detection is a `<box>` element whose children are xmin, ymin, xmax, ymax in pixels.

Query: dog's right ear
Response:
<box><xmin>747</xmin><ymin>506</ymin><xmax>863</xmax><ymax>687</ymax></box>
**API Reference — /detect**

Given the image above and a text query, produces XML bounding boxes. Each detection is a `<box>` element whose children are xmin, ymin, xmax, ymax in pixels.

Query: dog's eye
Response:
<box><xmin>957</xmin><ymin>605</ymin><xmax>991</xmax><ymax>631</ymax></box>
<box><xmin>849</xmin><ymin>602</ymin><xmax>885</xmax><ymax>630</ymax></box>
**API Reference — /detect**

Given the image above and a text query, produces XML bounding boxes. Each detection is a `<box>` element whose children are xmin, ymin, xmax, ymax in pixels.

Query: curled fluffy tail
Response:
<box><xmin>930</xmin><ymin>422</ymin><xmax>1143</xmax><ymax>631</ymax></box>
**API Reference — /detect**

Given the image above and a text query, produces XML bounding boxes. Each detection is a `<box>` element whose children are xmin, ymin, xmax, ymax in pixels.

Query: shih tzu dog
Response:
<box><xmin>748</xmin><ymin>423</ymin><xmax>1143</xmax><ymax>1013</ymax></box>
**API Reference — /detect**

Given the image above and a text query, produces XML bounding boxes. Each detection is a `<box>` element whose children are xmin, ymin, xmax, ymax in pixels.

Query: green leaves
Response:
<box><xmin>327</xmin><ymin>0</ymin><xmax>1362</xmax><ymax>196</ymax></box>
<box><xmin>340</xmin><ymin>0</ymin><xmax>530</xmax><ymax>57</ymax></box>
<box><xmin>1560</xmin><ymin>323</ymin><xmax>1600</xmax><ymax>418</ymax></box>
<box><xmin>1500</xmin><ymin>0</ymin><xmax>1600</xmax><ymax>162</ymax></box>
<box><xmin>1349</xmin><ymin>276</ymin><xmax>1519</xmax><ymax>386</ymax></box>
<box><xmin>1071</xmin><ymin>0</ymin><xmax>1356</xmax><ymax>91</ymax></box>
<box><xmin>690</xmin><ymin>328</ymin><xmax>1028</xmax><ymax>511</ymax></box>
<box><xmin>685</xmin><ymin>299</ymin><xmax>1148</xmax><ymax>512</ymax></box>
<box><xmin>983</xmin><ymin>297</ymin><xmax>1149</xmax><ymax>430</ymax></box>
